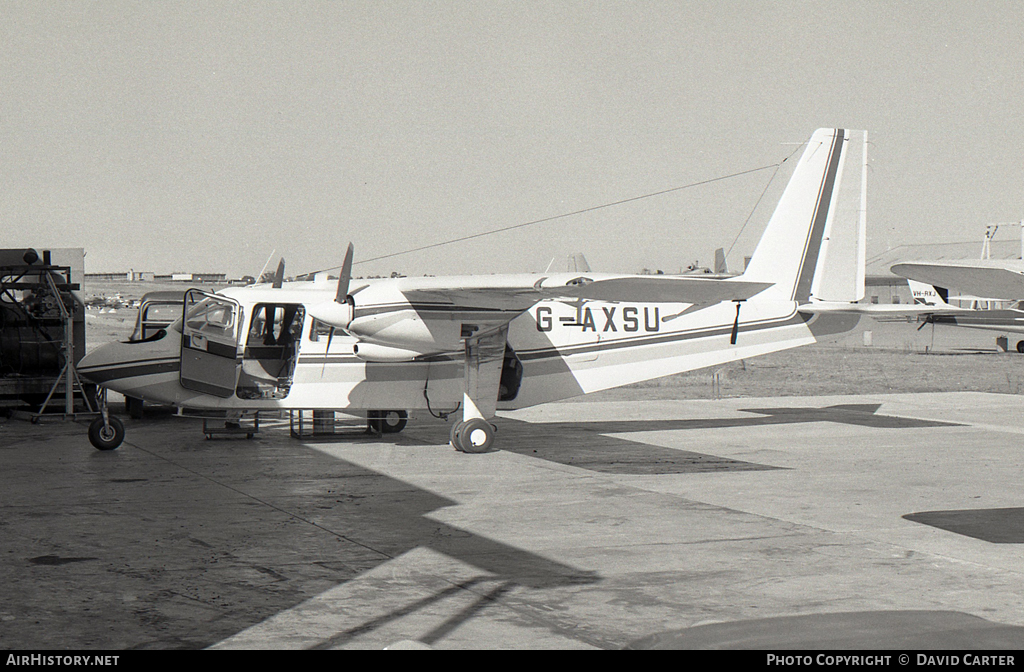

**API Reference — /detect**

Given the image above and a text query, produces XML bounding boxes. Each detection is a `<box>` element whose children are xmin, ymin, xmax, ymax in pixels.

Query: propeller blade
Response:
<box><xmin>308</xmin><ymin>244</ymin><xmax>357</xmax><ymax>332</ymax></box>
<box><xmin>272</xmin><ymin>259</ymin><xmax>285</xmax><ymax>289</ymax></box>
<box><xmin>336</xmin><ymin>243</ymin><xmax>354</xmax><ymax>303</ymax></box>
<box><xmin>322</xmin><ymin>326</ymin><xmax>335</xmax><ymax>376</ymax></box>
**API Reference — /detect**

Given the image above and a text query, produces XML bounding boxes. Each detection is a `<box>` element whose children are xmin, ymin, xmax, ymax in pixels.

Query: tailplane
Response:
<box><xmin>740</xmin><ymin>128</ymin><xmax>868</xmax><ymax>303</ymax></box>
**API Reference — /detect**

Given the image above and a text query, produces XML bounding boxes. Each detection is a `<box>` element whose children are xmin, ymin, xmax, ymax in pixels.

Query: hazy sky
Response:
<box><xmin>3</xmin><ymin>1</ymin><xmax>1023</xmax><ymax>278</ymax></box>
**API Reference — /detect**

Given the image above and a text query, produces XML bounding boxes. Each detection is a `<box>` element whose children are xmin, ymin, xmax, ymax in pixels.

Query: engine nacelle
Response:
<box><xmin>306</xmin><ymin>299</ymin><xmax>354</xmax><ymax>330</ymax></box>
<box><xmin>352</xmin><ymin>343</ymin><xmax>429</xmax><ymax>362</ymax></box>
<box><xmin>347</xmin><ymin>310</ymin><xmax>463</xmax><ymax>352</ymax></box>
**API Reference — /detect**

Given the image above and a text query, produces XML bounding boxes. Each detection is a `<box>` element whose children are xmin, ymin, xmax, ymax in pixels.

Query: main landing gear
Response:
<box><xmin>367</xmin><ymin>410</ymin><xmax>408</xmax><ymax>434</ymax></box>
<box><xmin>450</xmin><ymin>417</ymin><xmax>496</xmax><ymax>453</ymax></box>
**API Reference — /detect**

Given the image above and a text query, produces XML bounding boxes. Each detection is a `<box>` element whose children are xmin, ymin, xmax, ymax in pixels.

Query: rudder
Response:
<box><xmin>740</xmin><ymin>128</ymin><xmax>867</xmax><ymax>303</ymax></box>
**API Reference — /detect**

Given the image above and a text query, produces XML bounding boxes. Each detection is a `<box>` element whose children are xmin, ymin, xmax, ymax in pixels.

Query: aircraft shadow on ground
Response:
<box><xmin>488</xmin><ymin>403</ymin><xmax>962</xmax><ymax>475</ymax></box>
<box><xmin>177</xmin><ymin>402</ymin><xmax>961</xmax><ymax>477</ymax></box>
<box><xmin>904</xmin><ymin>508</ymin><xmax>1024</xmax><ymax>543</ymax></box>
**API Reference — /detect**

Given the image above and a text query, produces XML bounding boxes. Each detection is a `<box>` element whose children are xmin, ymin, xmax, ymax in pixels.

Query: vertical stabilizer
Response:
<box><xmin>714</xmin><ymin>248</ymin><xmax>728</xmax><ymax>274</ymax></box>
<box><xmin>740</xmin><ymin>129</ymin><xmax>867</xmax><ymax>303</ymax></box>
<box><xmin>907</xmin><ymin>279</ymin><xmax>950</xmax><ymax>306</ymax></box>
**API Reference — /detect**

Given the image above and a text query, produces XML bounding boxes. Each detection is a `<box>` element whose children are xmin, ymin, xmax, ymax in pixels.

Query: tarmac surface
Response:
<box><xmin>4</xmin><ymin>390</ymin><xmax>1024</xmax><ymax>650</ymax></box>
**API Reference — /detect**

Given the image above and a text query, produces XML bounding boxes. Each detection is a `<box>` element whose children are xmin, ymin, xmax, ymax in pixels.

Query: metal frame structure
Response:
<box><xmin>0</xmin><ymin>252</ymin><xmax>95</xmax><ymax>419</ymax></box>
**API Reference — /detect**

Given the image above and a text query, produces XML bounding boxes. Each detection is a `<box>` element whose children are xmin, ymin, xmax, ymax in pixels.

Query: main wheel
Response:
<box><xmin>379</xmin><ymin>410</ymin><xmax>408</xmax><ymax>433</ymax></box>
<box><xmin>88</xmin><ymin>416</ymin><xmax>125</xmax><ymax>451</ymax></box>
<box><xmin>451</xmin><ymin>418</ymin><xmax>495</xmax><ymax>453</ymax></box>
<box><xmin>368</xmin><ymin>410</ymin><xmax>408</xmax><ymax>434</ymax></box>
<box><xmin>1016</xmin><ymin>340</ymin><xmax>1024</xmax><ymax>354</ymax></box>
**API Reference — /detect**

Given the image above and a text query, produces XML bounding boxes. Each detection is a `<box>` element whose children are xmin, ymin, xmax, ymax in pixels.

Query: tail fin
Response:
<box><xmin>907</xmin><ymin>279</ymin><xmax>950</xmax><ymax>306</ymax></box>
<box><xmin>713</xmin><ymin>247</ymin><xmax>728</xmax><ymax>274</ymax></box>
<box><xmin>740</xmin><ymin>128</ymin><xmax>867</xmax><ymax>303</ymax></box>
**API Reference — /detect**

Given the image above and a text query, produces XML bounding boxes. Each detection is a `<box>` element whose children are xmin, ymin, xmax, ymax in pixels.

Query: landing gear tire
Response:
<box><xmin>1016</xmin><ymin>341</ymin><xmax>1024</xmax><ymax>354</ymax></box>
<box><xmin>450</xmin><ymin>418</ymin><xmax>495</xmax><ymax>453</ymax></box>
<box><xmin>88</xmin><ymin>415</ymin><xmax>125</xmax><ymax>451</ymax></box>
<box><xmin>367</xmin><ymin>410</ymin><xmax>408</xmax><ymax>434</ymax></box>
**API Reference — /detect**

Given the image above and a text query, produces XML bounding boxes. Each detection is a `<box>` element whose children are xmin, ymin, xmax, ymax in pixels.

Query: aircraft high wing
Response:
<box><xmin>79</xmin><ymin>128</ymin><xmax>871</xmax><ymax>453</ymax></box>
<box><xmin>891</xmin><ymin>259</ymin><xmax>1024</xmax><ymax>302</ymax></box>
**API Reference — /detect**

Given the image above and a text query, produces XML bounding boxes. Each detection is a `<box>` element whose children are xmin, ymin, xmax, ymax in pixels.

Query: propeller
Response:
<box><xmin>318</xmin><ymin>244</ymin><xmax>355</xmax><ymax>368</ymax></box>
<box><xmin>307</xmin><ymin>243</ymin><xmax>357</xmax><ymax>331</ymax></box>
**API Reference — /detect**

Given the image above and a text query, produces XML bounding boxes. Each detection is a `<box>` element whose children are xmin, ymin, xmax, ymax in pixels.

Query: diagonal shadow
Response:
<box><xmin>5</xmin><ymin>417</ymin><xmax>600</xmax><ymax>650</ymax></box>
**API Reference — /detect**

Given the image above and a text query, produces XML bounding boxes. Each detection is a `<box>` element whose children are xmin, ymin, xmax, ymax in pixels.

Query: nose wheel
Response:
<box><xmin>88</xmin><ymin>389</ymin><xmax>125</xmax><ymax>451</ymax></box>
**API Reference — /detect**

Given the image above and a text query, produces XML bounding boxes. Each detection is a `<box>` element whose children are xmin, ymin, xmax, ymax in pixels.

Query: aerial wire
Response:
<box><xmin>725</xmin><ymin>142</ymin><xmax>806</xmax><ymax>261</ymax></box>
<box><xmin>304</xmin><ymin>156</ymin><xmax>798</xmax><ymax>276</ymax></box>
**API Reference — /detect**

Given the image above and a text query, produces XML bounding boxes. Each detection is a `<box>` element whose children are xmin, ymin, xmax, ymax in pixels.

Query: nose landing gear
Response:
<box><xmin>88</xmin><ymin>389</ymin><xmax>125</xmax><ymax>450</ymax></box>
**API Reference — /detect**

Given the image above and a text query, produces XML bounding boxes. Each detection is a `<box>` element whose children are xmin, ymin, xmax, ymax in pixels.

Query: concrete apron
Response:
<box><xmin>3</xmin><ymin>392</ymin><xmax>1024</xmax><ymax>649</ymax></box>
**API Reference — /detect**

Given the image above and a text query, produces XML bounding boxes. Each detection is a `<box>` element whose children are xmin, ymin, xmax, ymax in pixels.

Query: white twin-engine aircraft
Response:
<box><xmin>79</xmin><ymin>128</ymin><xmax>869</xmax><ymax>452</ymax></box>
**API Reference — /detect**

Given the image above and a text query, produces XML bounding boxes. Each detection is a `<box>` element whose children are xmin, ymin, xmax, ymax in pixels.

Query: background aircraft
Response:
<box><xmin>897</xmin><ymin>277</ymin><xmax>1024</xmax><ymax>352</ymax></box>
<box><xmin>79</xmin><ymin>128</ymin><xmax>869</xmax><ymax>452</ymax></box>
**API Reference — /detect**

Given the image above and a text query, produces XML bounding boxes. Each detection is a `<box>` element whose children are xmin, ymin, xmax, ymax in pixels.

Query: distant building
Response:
<box><xmin>89</xmin><ymin>271</ymin><xmax>227</xmax><ymax>283</ymax></box>
<box><xmin>192</xmin><ymin>273</ymin><xmax>227</xmax><ymax>283</ymax></box>
<box><xmin>85</xmin><ymin>271</ymin><xmax>137</xmax><ymax>282</ymax></box>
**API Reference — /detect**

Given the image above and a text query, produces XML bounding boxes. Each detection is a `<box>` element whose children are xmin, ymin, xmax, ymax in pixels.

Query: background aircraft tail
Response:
<box><xmin>907</xmin><ymin>279</ymin><xmax>950</xmax><ymax>307</ymax></box>
<box><xmin>740</xmin><ymin>128</ymin><xmax>868</xmax><ymax>303</ymax></box>
<box><xmin>713</xmin><ymin>247</ymin><xmax>728</xmax><ymax>274</ymax></box>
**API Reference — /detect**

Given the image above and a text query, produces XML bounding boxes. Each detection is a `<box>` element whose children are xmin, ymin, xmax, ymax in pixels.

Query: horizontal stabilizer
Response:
<box><xmin>798</xmin><ymin>300</ymin><xmax>965</xmax><ymax>316</ymax></box>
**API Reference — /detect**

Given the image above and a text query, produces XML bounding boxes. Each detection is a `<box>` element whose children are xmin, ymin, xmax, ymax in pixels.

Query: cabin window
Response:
<box><xmin>246</xmin><ymin>303</ymin><xmax>304</xmax><ymax>347</ymax></box>
<box><xmin>184</xmin><ymin>297</ymin><xmax>237</xmax><ymax>339</ymax></box>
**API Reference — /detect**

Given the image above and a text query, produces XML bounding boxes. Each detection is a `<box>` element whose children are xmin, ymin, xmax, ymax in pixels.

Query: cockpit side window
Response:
<box><xmin>184</xmin><ymin>297</ymin><xmax>236</xmax><ymax>339</ymax></box>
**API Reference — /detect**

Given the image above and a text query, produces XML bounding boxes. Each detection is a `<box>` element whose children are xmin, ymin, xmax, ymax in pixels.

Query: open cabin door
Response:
<box><xmin>180</xmin><ymin>289</ymin><xmax>241</xmax><ymax>398</ymax></box>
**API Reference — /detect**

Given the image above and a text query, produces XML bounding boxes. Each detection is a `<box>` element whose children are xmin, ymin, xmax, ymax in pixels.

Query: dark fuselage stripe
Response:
<box><xmin>793</xmin><ymin>129</ymin><xmax>845</xmax><ymax>302</ymax></box>
<box><xmin>80</xmin><ymin>360</ymin><xmax>180</xmax><ymax>383</ymax></box>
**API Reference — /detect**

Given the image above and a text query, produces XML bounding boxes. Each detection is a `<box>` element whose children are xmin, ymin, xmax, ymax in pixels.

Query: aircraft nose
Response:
<box><xmin>77</xmin><ymin>341</ymin><xmax>130</xmax><ymax>386</ymax></box>
<box><xmin>78</xmin><ymin>344</ymin><xmax>111</xmax><ymax>385</ymax></box>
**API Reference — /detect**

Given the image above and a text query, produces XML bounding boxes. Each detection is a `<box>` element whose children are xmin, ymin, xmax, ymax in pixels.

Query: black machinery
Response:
<box><xmin>0</xmin><ymin>248</ymin><xmax>94</xmax><ymax>416</ymax></box>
